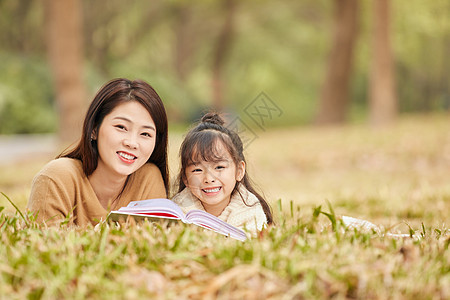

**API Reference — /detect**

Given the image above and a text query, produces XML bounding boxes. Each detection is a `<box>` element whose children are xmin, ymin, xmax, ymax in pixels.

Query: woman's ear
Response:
<box><xmin>91</xmin><ymin>129</ymin><xmax>97</xmax><ymax>141</ymax></box>
<box><xmin>236</xmin><ymin>161</ymin><xmax>246</xmax><ymax>182</ymax></box>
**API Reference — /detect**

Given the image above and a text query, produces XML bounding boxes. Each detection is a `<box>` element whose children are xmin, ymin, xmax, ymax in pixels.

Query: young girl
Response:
<box><xmin>28</xmin><ymin>78</ymin><xmax>169</xmax><ymax>226</ymax></box>
<box><xmin>172</xmin><ymin>112</ymin><xmax>273</xmax><ymax>235</ymax></box>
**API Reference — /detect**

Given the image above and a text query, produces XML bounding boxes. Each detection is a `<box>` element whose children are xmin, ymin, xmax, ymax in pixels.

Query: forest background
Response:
<box><xmin>1</xmin><ymin>0</ymin><xmax>449</xmax><ymax>138</ymax></box>
<box><xmin>1</xmin><ymin>0</ymin><xmax>450</xmax><ymax>221</ymax></box>
<box><xmin>1</xmin><ymin>0</ymin><xmax>450</xmax><ymax>211</ymax></box>
<box><xmin>0</xmin><ymin>1</ymin><xmax>449</xmax><ymax>298</ymax></box>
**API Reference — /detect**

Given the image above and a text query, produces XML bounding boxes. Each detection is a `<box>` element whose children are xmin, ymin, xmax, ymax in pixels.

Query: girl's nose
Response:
<box><xmin>203</xmin><ymin>170</ymin><xmax>216</xmax><ymax>183</ymax></box>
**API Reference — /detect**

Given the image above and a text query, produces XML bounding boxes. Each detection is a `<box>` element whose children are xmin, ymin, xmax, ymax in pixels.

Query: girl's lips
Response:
<box><xmin>202</xmin><ymin>187</ymin><xmax>221</xmax><ymax>195</ymax></box>
<box><xmin>117</xmin><ymin>151</ymin><xmax>137</xmax><ymax>164</ymax></box>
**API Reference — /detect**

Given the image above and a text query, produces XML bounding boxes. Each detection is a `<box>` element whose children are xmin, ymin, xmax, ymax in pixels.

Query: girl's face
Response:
<box><xmin>94</xmin><ymin>101</ymin><xmax>156</xmax><ymax>180</ymax></box>
<box><xmin>184</xmin><ymin>141</ymin><xmax>245</xmax><ymax>216</ymax></box>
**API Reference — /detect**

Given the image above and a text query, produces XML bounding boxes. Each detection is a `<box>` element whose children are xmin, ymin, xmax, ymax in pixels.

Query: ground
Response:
<box><xmin>0</xmin><ymin>113</ymin><xmax>449</xmax><ymax>299</ymax></box>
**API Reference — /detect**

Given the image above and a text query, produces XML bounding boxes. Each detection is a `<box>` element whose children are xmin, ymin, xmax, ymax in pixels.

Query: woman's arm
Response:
<box><xmin>137</xmin><ymin>163</ymin><xmax>167</xmax><ymax>199</ymax></box>
<box><xmin>28</xmin><ymin>174</ymin><xmax>74</xmax><ymax>225</ymax></box>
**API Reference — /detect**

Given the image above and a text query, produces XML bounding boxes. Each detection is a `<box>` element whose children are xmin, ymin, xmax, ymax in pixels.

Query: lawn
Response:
<box><xmin>1</xmin><ymin>114</ymin><xmax>449</xmax><ymax>299</ymax></box>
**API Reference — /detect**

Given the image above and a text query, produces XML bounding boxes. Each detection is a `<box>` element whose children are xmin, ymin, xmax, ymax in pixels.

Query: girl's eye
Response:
<box><xmin>216</xmin><ymin>165</ymin><xmax>225</xmax><ymax>170</ymax></box>
<box><xmin>192</xmin><ymin>168</ymin><xmax>202</xmax><ymax>173</ymax></box>
<box><xmin>141</xmin><ymin>132</ymin><xmax>152</xmax><ymax>138</ymax></box>
<box><xmin>115</xmin><ymin>125</ymin><xmax>126</xmax><ymax>130</ymax></box>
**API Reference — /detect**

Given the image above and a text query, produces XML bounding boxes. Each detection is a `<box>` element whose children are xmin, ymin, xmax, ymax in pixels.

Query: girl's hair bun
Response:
<box><xmin>201</xmin><ymin>112</ymin><xmax>225</xmax><ymax>126</ymax></box>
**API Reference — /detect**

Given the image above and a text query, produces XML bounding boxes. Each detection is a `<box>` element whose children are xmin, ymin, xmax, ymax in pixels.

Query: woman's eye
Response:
<box><xmin>115</xmin><ymin>125</ymin><xmax>126</xmax><ymax>130</ymax></box>
<box><xmin>141</xmin><ymin>132</ymin><xmax>152</xmax><ymax>137</ymax></box>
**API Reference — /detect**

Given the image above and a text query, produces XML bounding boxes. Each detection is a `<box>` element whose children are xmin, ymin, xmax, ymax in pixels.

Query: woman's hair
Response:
<box><xmin>60</xmin><ymin>78</ymin><xmax>169</xmax><ymax>191</ymax></box>
<box><xmin>177</xmin><ymin>112</ymin><xmax>273</xmax><ymax>224</ymax></box>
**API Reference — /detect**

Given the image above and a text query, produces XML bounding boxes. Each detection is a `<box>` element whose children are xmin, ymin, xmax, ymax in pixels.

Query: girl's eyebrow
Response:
<box><xmin>214</xmin><ymin>159</ymin><xmax>229</xmax><ymax>163</ymax></box>
<box><xmin>113</xmin><ymin>116</ymin><xmax>156</xmax><ymax>131</ymax></box>
<box><xmin>186</xmin><ymin>160</ymin><xmax>198</xmax><ymax>166</ymax></box>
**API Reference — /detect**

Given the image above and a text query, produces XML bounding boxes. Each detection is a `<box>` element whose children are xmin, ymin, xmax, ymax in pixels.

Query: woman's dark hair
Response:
<box><xmin>60</xmin><ymin>78</ymin><xmax>169</xmax><ymax>191</ymax></box>
<box><xmin>177</xmin><ymin>112</ymin><xmax>273</xmax><ymax>224</ymax></box>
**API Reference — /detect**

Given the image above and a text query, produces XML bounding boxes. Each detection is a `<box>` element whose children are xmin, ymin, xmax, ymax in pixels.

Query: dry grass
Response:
<box><xmin>247</xmin><ymin>113</ymin><xmax>450</xmax><ymax>228</ymax></box>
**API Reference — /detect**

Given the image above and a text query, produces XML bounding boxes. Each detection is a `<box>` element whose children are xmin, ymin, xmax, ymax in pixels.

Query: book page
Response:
<box><xmin>185</xmin><ymin>210</ymin><xmax>247</xmax><ymax>241</ymax></box>
<box><xmin>118</xmin><ymin>198</ymin><xmax>186</xmax><ymax>221</ymax></box>
<box><xmin>108</xmin><ymin>211</ymin><xmax>180</xmax><ymax>224</ymax></box>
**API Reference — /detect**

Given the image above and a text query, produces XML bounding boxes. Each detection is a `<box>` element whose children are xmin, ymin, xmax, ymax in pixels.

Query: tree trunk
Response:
<box><xmin>212</xmin><ymin>0</ymin><xmax>236</xmax><ymax>112</ymax></box>
<box><xmin>316</xmin><ymin>0</ymin><xmax>359</xmax><ymax>125</ymax></box>
<box><xmin>369</xmin><ymin>0</ymin><xmax>397</xmax><ymax>126</ymax></box>
<box><xmin>174</xmin><ymin>4</ymin><xmax>193</xmax><ymax>81</ymax></box>
<box><xmin>44</xmin><ymin>0</ymin><xmax>86</xmax><ymax>144</ymax></box>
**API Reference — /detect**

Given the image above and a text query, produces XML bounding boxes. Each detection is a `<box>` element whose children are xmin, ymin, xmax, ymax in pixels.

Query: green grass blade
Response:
<box><xmin>1</xmin><ymin>192</ymin><xmax>29</xmax><ymax>226</ymax></box>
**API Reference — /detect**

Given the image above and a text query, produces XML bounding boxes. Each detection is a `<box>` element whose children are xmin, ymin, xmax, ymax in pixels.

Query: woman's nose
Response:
<box><xmin>123</xmin><ymin>135</ymin><xmax>138</xmax><ymax>149</ymax></box>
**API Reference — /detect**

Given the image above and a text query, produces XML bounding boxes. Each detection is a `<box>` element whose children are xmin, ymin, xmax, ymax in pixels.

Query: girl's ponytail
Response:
<box><xmin>201</xmin><ymin>112</ymin><xmax>225</xmax><ymax>126</ymax></box>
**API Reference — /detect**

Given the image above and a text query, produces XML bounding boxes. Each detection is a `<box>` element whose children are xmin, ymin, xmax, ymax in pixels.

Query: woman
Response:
<box><xmin>28</xmin><ymin>78</ymin><xmax>169</xmax><ymax>226</ymax></box>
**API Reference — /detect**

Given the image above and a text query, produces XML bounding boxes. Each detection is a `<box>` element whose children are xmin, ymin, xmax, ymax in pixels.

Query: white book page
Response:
<box><xmin>118</xmin><ymin>198</ymin><xmax>185</xmax><ymax>220</ymax></box>
<box><xmin>185</xmin><ymin>210</ymin><xmax>247</xmax><ymax>241</ymax></box>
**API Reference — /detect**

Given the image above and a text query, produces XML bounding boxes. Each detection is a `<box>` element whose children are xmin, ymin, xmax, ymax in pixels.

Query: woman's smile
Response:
<box><xmin>117</xmin><ymin>151</ymin><xmax>137</xmax><ymax>164</ymax></box>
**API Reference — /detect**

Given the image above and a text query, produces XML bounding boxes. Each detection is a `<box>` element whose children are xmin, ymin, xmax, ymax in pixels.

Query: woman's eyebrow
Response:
<box><xmin>113</xmin><ymin>116</ymin><xmax>156</xmax><ymax>131</ymax></box>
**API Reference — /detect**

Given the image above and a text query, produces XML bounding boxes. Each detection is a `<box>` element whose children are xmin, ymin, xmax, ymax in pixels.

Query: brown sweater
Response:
<box><xmin>27</xmin><ymin>158</ymin><xmax>166</xmax><ymax>227</ymax></box>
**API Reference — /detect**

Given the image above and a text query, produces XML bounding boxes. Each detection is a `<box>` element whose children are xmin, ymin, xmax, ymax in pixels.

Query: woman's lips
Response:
<box><xmin>117</xmin><ymin>151</ymin><xmax>137</xmax><ymax>164</ymax></box>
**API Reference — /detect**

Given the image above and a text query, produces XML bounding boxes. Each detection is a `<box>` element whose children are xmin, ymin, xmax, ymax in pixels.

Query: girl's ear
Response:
<box><xmin>236</xmin><ymin>161</ymin><xmax>246</xmax><ymax>182</ymax></box>
<box><xmin>182</xmin><ymin>173</ymin><xmax>188</xmax><ymax>187</ymax></box>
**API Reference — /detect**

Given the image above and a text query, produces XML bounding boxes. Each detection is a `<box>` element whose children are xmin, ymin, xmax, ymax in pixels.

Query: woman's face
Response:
<box><xmin>94</xmin><ymin>101</ymin><xmax>156</xmax><ymax>180</ymax></box>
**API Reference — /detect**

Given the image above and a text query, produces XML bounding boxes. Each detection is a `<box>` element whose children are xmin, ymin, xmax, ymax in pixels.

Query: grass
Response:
<box><xmin>1</xmin><ymin>113</ymin><xmax>450</xmax><ymax>299</ymax></box>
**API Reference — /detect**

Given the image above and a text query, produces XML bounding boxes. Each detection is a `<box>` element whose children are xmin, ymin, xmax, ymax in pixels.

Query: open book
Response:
<box><xmin>108</xmin><ymin>198</ymin><xmax>247</xmax><ymax>241</ymax></box>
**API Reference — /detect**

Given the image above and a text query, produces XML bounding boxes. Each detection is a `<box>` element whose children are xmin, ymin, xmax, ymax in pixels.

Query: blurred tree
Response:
<box><xmin>173</xmin><ymin>3</ymin><xmax>194</xmax><ymax>81</ymax></box>
<box><xmin>369</xmin><ymin>0</ymin><xmax>397</xmax><ymax>125</ymax></box>
<box><xmin>393</xmin><ymin>0</ymin><xmax>450</xmax><ymax>113</ymax></box>
<box><xmin>316</xmin><ymin>0</ymin><xmax>359</xmax><ymax>124</ymax></box>
<box><xmin>2</xmin><ymin>0</ymin><xmax>450</xmax><ymax>133</ymax></box>
<box><xmin>0</xmin><ymin>0</ymin><xmax>44</xmax><ymax>54</ymax></box>
<box><xmin>0</xmin><ymin>1</ymin><xmax>56</xmax><ymax>134</ymax></box>
<box><xmin>82</xmin><ymin>0</ymin><xmax>164</xmax><ymax>77</ymax></box>
<box><xmin>44</xmin><ymin>0</ymin><xmax>87</xmax><ymax>144</ymax></box>
<box><xmin>212</xmin><ymin>0</ymin><xmax>236</xmax><ymax>111</ymax></box>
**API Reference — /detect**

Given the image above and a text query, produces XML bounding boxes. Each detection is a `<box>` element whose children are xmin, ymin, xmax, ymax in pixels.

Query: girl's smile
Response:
<box><xmin>202</xmin><ymin>186</ymin><xmax>221</xmax><ymax>195</ymax></box>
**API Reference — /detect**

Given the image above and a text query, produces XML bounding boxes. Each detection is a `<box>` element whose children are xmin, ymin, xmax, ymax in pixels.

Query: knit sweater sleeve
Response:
<box><xmin>27</xmin><ymin>160</ymin><xmax>76</xmax><ymax>225</ymax></box>
<box><xmin>133</xmin><ymin>163</ymin><xmax>167</xmax><ymax>200</ymax></box>
<box><xmin>225</xmin><ymin>202</ymin><xmax>267</xmax><ymax>237</ymax></box>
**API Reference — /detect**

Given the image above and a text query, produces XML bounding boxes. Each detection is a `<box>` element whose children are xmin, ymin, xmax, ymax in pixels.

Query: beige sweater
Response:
<box><xmin>28</xmin><ymin>158</ymin><xmax>166</xmax><ymax>227</ymax></box>
<box><xmin>172</xmin><ymin>186</ymin><xmax>267</xmax><ymax>236</ymax></box>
